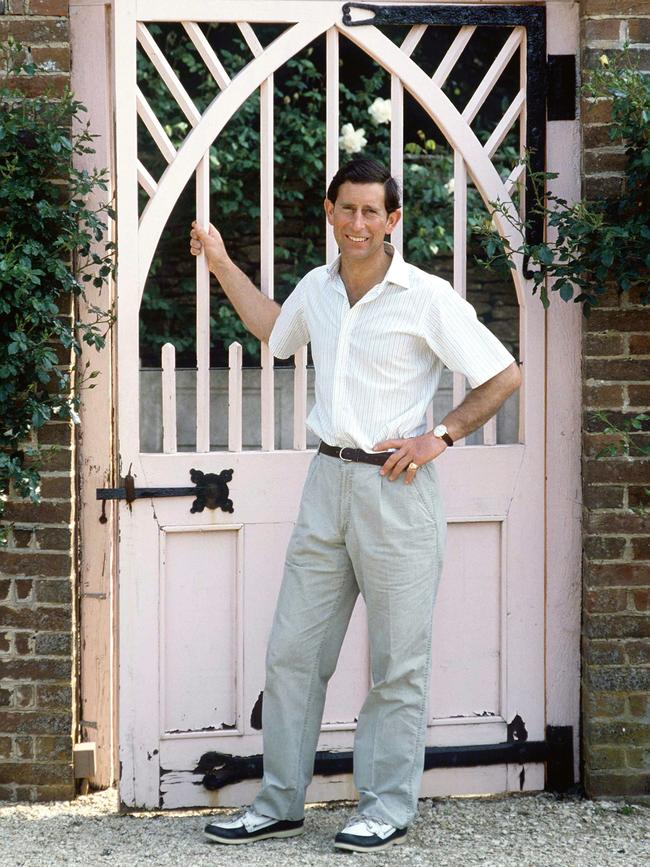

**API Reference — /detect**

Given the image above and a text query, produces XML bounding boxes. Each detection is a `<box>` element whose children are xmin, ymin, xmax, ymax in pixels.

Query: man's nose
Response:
<box><xmin>350</xmin><ymin>210</ymin><xmax>365</xmax><ymax>230</ymax></box>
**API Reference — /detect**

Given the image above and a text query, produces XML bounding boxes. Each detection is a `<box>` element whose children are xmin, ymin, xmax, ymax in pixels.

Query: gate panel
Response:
<box><xmin>113</xmin><ymin>0</ymin><xmax>554</xmax><ymax>808</ymax></box>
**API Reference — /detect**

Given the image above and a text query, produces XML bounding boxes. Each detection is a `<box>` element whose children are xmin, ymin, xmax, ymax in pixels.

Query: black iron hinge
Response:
<box><xmin>96</xmin><ymin>467</ymin><xmax>234</xmax><ymax>522</ymax></box>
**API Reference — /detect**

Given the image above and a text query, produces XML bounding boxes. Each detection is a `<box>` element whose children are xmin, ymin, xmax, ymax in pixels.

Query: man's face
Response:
<box><xmin>324</xmin><ymin>181</ymin><xmax>401</xmax><ymax>265</ymax></box>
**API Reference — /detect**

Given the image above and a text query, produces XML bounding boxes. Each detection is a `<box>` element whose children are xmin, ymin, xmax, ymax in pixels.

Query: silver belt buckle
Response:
<box><xmin>339</xmin><ymin>447</ymin><xmax>353</xmax><ymax>463</ymax></box>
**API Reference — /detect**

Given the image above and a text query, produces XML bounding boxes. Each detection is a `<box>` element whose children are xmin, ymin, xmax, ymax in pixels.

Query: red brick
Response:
<box><xmin>14</xmin><ymin>633</ymin><xmax>34</xmax><ymax>655</ymax></box>
<box><xmin>14</xmin><ymin>737</ymin><xmax>33</xmax><ymax>760</ymax></box>
<box><xmin>0</xmin><ymin>712</ymin><xmax>71</xmax><ymax>736</ymax></box>
<box><xmin>629</xmin><ymin>333</ymin><xmax>650</xmax><ymax>355</ymax></box>
<box><xmin>583</xmin><ymin>486</ymin><xmax>626</xmax><ymax>510</ymax></box>
<box><xmin>583</xmin><ymin>383</ymin><xmax>624</xmax><ymax>409</ymax></box>
<box><xmin>0</xmin><ymin>552</ymin><xmax>71</xmax><ymax>577</ymax></box>
<box><xmin>0</xmin><ymin>19</ymin><xmax>68</xmax><ymax>45</ymax></box>
<box><xmin>0</xmin><ymin>688</ymin><xmax>12</xmax><ymax>707</ymax></box>
<box><xmin>630</xmin><ymin>589</ymin><xmax>649</xmax><ymax>611</ymax></box>
<box><xmin>585</xmin><ymin>588</ymin><xmax>628</xmax><ymax>613</ymax></box>
<box><xmin>6</xmin><ymin>1</ymin><xmax>28</xmax><ymax>15</ymax></box>
<box><xmin>585</xmin><ymin>614</ymin><xmax>650</xmax><ymax>639</ymax></box>
<box><xmin>0</xmin><ymin>762</ymin><xmax>73</xmax><ymax>785</ymax></box>
<box><xmin>584</xmin><ymin>47</ymin><xmax>650</xmax><ymax>74</ymax></box>
<box><xmin>584</xmin><ymin>458</ymin><xmax>650</xmax><ymax>484</ymax></box>
<box><xmin>0</xmin><ymin>581</ymin><xmax>10</xmax><ymax>601</ymax></box>
<box><xmin>31</xmin><ymin>783</ymin><xmax>75</xmax><ymax>802</ymax></box>
<box><xmin>585</xmin><ymin>359</ymin><xmax>650</xmax><ymax>382</ymax></box>
<box><xmin>11</xmin><ymin>528</ymin><xmax>34</xmax><ymax>548</ymax></box>
<box><xmin>37</xmin><ymin>424</ymin><xmax>73</xmax><ymax>448</ymax></box>
<box><xmin>1</xmin><ymin>501</ymin><xmax>71</xmax><ymax>524</ymax></box>
<box><xmin>584</xmin><ymin>19</ymin><xmax>622</xmax><ymax>42</ymax></box>
<box><xmin>631</xmin><ymin>537</ymin><xmax>650</xmax><ymax>560</ymax></box>
<box><xmin>0</xmin><ymin>632</ymin><xmax>10</xmax><ymax>653</ymax></box>
<box><xmin>628</xmin><ymin>486</ymin><xmax>650</xmax><ymax>508</ymax></box>
<box><xmin>628</xmin><ymin>695</ymin><xmax>648</xmax><ymax>717</ymax></box>
<box><xmin>583</xmin><ymin>124</ymin><xmax>618</xmax><ymax>150</ymax></box>
<box><xmin>30</xmin><ymin>0</ymin><xmax>69</xmax><ymax>13</ymax></box>
<box><xmin>582</xmin><ymin>434</ymin><xmax>628</xmax><ymax>459</ymax></box>
<box><xmin>34</xmin><ymin>579</ymin><xmax>71</xmax><ymax>604</ymax></box>
<box><xmin>1</xmin><ymin>606</ymin><xmax>71</xmax><ymax>631</ymax></box>
<box><xmin>7</xmin><ymin>74</ymin><xmax>69</xmax><ymax>100</ymax></box>
<box><xmin>36</xmin><ymin>447</ymin><xmax>72</xmax><ymax>472</ymax></box>
<box><xmin>39</xmin><ymin>476</ymin><xmax>71</xmax><ymax>499</ymax></box>
<box><xmin>0</xmin><ymin>737</ymin><xmax>12</xmax><ymax>759</ymax></box>
<box><xmin>15</xmin><ymin>579</ymin><xmax>33</xmax><ymax>600</ymax></box>
<box><xmin>583</xmin><ymin>1</ymin><xmax>650</xmax><ymax>13</ymax></box>
<box><xmin>584</xmin><ymin>174</ymin><xmax>625</xmax><ymax>201</ymax></box>
<box><xmin>34</xmin><ymin>528</ymin><xmax>71</xmax><ymax>551</ymax></box>
<box><xmin>584</xmin><ymin>332</ymin><xmax>626</xmax><ymax>357</ymax></box>
<box><xmin>584</xmin><ymin>149</ymin><xmax>629</xmax><ymax>175</ymax></box>
<box><xmin>34</xmin><ymin>736</ymin><xmax>71</xmax><ymax>762</ymax></box>
<box><xmin>586</xmin><ymin>561</ymin><xmax>650</xmax><ymax>587</ymax></box>
<box><xmin>626</xmin><ymin>641</ymin><xmax>650</xmax><ymax>665</ymax></box>
<box><xmin>580</xmin><ymin>99</ymin><xmax>614</xmax><ymax>125</ymax></box>
<box><xmin>628</xmin><ymin>18</ymin><xmax>650</xmax><ymax>44</ymax></box>
<box><xmin>587</xmin><ymin>308</ymin><xmax>650</xmax><ymax>333</ymax></box>
<box><xmin>1</xmin><ymin>658</ymin><xmax>70</xmax><ymax>680</ymax></box>
<box><xmin>583</xmin><ymin>639</ymin><xmax>626</xmax><ymax>666</ymax></box>
<box><xmin>35</xmin><ymin>684</ymin><xmax>71</xmax><ymax>709</ymax></box>
<box><xmin>585</xmin><ymin>771</ymin><xmax>650</xmax><ymax>798</ymax></box>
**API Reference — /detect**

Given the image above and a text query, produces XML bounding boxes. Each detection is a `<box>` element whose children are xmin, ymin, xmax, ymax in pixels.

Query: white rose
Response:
<box><xmin>444</xmin><ymin>178</ymin><xmax>455</xmax><ymax>195</ymax></box>
<box><xmin>368</xmin><ymin>97</ymin><xmax>391</xmax><ymax>125</ymax></box>
<box><xmin>339</xmin><ymin>123</ymin><xmax>367</xmax><ymax>155</ymax></box>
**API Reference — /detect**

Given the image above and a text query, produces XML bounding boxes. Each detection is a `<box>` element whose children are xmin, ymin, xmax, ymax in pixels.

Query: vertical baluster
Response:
<box><xmin>196</xmin><ymin>153</ymin><xmax>211</xmax><ymax>452</ymax></box>
<box><xmin>260</xmin><ymin>71</ymin><xmax>275</xmax><ymax>451</ymax></box>
<box><xmin>161</xmin><ymin>343</ymin><xmax>177</xmax><ymax>454</ymax></box>
<box><xmin>326</xmin><ymin>27</ymin><xmax>339</xmax><ymax>263</ymax></box>
<box><xmin>228</xmin><ymin>342</ymin><xmax>242</xmax><ymax>452</ymax></box>
<box><xmin>452</xmin><ymin>150</ymin><xmax>467</xmax><ymax>446</ymax></box>
<box><xmin>390</xmin><ymin>74</ymin><xmax>404</xmax><ymax>254</ymax></box>
<box><xmin>293</xmin><ymin>345</ymin><xmax>308</xmax><ymax>450</ymax></box>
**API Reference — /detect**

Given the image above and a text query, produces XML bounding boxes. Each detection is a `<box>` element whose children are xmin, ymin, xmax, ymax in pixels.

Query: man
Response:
<box><xmin>189</xmin><ymin>158</ymin><xmax>520</xmax><ymax>853</ymax></box>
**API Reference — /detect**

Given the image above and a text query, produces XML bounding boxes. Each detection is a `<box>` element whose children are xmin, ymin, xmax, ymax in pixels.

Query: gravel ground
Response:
<box><xmin>1</xmin><ymin>789</ymin><xmax>648</xmax><ymax>867</ymax></box>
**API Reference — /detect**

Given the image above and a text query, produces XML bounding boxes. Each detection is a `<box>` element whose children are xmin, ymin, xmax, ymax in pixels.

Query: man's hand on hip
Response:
<box><xmin>373</xmin><ymin>433</ymin><xmax>447</xmax><ymax>484</ymax></box>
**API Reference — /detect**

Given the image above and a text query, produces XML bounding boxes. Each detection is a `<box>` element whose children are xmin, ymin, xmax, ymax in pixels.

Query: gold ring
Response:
<box><xmin>408</xmin><ymin>462</ymin><xmax>418</xmax><ymax>472</ymax></box>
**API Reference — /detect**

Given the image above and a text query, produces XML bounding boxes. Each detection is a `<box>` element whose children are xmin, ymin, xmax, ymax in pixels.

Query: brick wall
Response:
<box><xmin>0</xmin><ymin>0</ymin><xmax>76</xmax><ymax>801</ymax></box>
<box><xmin>580</xmin><ymin>0</ymin><xmax>650</xmax><ymax>801</ymax></box>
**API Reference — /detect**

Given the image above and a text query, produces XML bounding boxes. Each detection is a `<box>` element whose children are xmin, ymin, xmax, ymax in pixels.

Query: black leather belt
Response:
<box><xmin>318</xmin><ymin>441</ymin><xmax>392</xmax><ymax>466</ymax></box>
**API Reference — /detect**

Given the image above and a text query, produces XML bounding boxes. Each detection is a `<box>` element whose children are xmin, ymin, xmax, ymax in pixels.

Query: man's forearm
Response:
<box><xmin>441</xmin><ymin>362</ymin><xmax>521</xmax><ymax>442</ymax></box>
<box><xmin>211</xmin><ymin>258</ymin><xmax>281</xmax><ymax>344</ymax></box>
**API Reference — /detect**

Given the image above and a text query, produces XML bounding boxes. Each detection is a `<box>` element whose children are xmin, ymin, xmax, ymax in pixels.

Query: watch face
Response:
<box><xmin>434</xmin><ymin>425</ymin><xmax>447</xmax><ymax>437</ymax></box>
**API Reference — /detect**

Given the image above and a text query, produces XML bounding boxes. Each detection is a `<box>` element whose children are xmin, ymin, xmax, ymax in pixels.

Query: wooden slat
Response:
<box><xmin>228</xmin><ymin>342</ymin><xmax>243</xmax><ymax>452</ymax></box>
<box><xmin>505</xmin><ymin>161</ymin><xmax>526</xmax><ymax>197</ymax></box>
<box><xmin>431</xmin><ymin>26</ymin><xmax>475</xmax><ymax>88</ymax></box>
<box><xmin>400</xmin><ymin>23</ymin><xmax>427</xmax><ymax>57</ymax></box>
<box><xmin>136</xmin><ymin>87</ymin><xmax>176</xmax><ymax>164</ymax></box>
<box><xmin>326</xmin><ymin>27</ymin><xmax>339</xmax><ymax>263</ymax></box>
<box><xmin>260</xmin><ymin>72</ymin><xmax>275</xmax><ymax>451</ymax></box>
<box><xmin>484</xmin><ymin>415</ymin><xmax>498</xmax><ymax>446</ymax></box>
<box><xmin>238</xmin><ymin>21</ymin><xmax>264</xmax><ymax>58</ymax></box>
<box><xmin>453</xmin><ymin>150</ymin><xmax>468</xmax><ymax>446</ymax></box>
<box><xmin>195</xmin><ymin>154</ymin><xmax>211</xmax><ymax>453</ymax></box>
<box><xmin>137</xmin><ymin>160</ymin><xmax>158</xmax><ymax>198</ymax></box>
<box><xmin>293</xmin><ymin>345</ymin><xmax>308</xmax><ymax>451</ymax></box>
<box><xmin>462</xmin><ymin>28</ymin><xmax>523</xmax><ymax>124</ymax></box>
<box><xmin>136</xmin><ymin>22</ymin><xmax>201</xmax><ymax>127</ymax></box>
<box><xmin>390</xmin><ymin>74</ymin><xmax>404</xmax><ymax>254</ymax></box>
<box><xmin>161</xmin><ymin>342</ymin><xmax>177</xmax><ymax>454</ymax></box>
<box><xmin>182</xmin><ymin>21</ymin><xmax>231</xmax><ymax>90</ymax></box>
<box><xmin>484</xmin><ymin>89</ymin><xmax>525</xmax><ymax>159</ymax></box>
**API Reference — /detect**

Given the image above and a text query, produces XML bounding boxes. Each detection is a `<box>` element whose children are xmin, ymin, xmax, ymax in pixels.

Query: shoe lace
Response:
<box><xmin>347</xmin><ymin>814</ymin><xmax>392</xmax><ymax>833</ymax></box>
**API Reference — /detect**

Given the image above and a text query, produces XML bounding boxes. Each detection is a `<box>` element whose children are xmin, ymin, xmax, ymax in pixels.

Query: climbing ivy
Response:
<box><xmin>0</xmin><ymin>39</ymin><xmax>114</xmax><ymax>542</ymax></box>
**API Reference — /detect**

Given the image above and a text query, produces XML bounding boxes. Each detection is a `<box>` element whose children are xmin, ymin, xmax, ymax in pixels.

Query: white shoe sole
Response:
<box><xmin>334</xmin><ymin>833</ymin><xmax>407</xmax><ymax>853</ymax></box>
<box><xmin>204</xmin><ymin>826</ymin><xmax>304</xmax><ymax>845</ymax></box>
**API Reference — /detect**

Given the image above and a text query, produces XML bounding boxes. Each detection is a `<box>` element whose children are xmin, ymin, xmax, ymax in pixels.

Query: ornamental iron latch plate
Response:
<box><xmin>96</xmin><ymin>467</ymin><xmax>234</xmax><ymax>521</ymax></box>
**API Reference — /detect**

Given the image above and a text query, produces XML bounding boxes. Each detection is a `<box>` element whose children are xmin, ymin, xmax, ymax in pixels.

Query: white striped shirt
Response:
<box><xmin>269</xmin><ymin>243</ymin><xmax>515</xmax><ymax>452</ymax></box>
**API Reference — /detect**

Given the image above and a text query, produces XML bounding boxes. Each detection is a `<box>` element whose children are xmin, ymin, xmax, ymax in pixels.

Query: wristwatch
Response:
<box><xmin>433</xmin><ymin>423</ymin><xmax>454</xmax><ymax>447</ymax></box>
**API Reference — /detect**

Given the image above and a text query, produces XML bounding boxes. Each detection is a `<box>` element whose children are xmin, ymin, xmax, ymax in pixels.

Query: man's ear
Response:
<box><xmin>386</xmin><ymin>208</ymin><xmax>402</xmax><ymax>234</ymax></box>
<box><xmin>324</xmin><ymin>197</ymin><xmax>335</xmax><ymax>225</ymax></box>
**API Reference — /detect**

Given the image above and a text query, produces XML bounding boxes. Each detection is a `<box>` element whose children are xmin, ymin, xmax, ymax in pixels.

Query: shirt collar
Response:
<box><xmin>326</xmin><ymin>242</ymin><xmax>411</xmax><ymax>290</ymax></box>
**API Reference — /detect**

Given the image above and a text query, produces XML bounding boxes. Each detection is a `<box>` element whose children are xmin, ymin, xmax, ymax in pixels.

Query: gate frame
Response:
<box><xmin>72</xmin><ymin>0</ymin><xmax>582</xmax><ymax>792</ymax></box>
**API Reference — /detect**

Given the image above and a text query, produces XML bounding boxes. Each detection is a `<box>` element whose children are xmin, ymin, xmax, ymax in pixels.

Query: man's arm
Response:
<box><xmin>190</xmin><ymin>221</ymin><xmax>281</xmax><ymax>343</ymax></box>
<box><xmin>374</xmin><ymin>361</ymin><xmax>522</xmax><ymax>483</ymax></box>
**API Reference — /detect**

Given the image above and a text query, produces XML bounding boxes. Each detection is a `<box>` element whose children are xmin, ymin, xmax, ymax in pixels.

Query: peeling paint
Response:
<box><xmin>250</xmin><ymin>691</ymin><xmax>263</xmax><ymax>730</ymax></box>
<box><xmin>507</xmin><ymin>714</ymin><xmax>528</xmax><ymax>742</ymax></box>
<box><xmin>519</xmin><ymin>765</ymin><xmax>526</xmax><ymax>790</ymax></box>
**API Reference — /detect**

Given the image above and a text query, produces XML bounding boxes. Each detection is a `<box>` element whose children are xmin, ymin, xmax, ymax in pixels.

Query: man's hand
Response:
<box><xmin>374</xmin><ymin>432</ymin><xmax>447</xmax><ymax>484</ymax></box>
<box><xmin>190</xmin><ymin>221</ymin><xmax>229</xmax><ymax>273</ymax></box>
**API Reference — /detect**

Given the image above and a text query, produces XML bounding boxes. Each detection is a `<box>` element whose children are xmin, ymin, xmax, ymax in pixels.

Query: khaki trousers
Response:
<box><xmin>252</xmin><ymin>451</ymin><xmax>446</xmax><ymax>828</ymax></box>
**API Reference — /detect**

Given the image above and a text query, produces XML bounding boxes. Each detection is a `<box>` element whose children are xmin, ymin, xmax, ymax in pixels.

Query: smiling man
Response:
<box><xmin>190</xmin><ymin>157</ymin><xmax>520</xmax><ymax>853</ymax></box>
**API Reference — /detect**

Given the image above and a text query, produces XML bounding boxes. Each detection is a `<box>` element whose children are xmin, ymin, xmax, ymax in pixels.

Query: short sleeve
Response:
<box><xmin>423</xmin><ymin>280</ymin><xmax>516</xmax><ymax>388</ymax></box>
<box><xmin>268</xmin><ymin>277</ymin><xmax>310</xmax><ymax>359</ymax></box>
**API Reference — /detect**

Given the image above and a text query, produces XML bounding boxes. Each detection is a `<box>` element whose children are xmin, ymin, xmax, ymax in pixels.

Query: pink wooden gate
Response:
<box><xmin>107</xmin><ymin>0</ymin><xmax>580</xmax><ymax>809</ymax></box>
